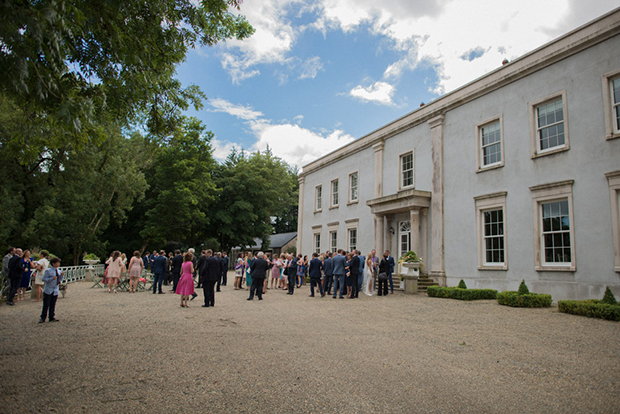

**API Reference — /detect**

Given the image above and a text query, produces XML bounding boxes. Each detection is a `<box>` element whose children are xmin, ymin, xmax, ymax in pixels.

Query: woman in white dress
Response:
<box><xmin>362</xmin><ymin>253</ymin><xmax>375</xmax><ymax>296</ymax></box>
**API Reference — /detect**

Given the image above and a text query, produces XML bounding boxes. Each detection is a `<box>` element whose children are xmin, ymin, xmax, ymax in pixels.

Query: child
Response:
<box><xmin>40</xmin><ymin>257</ymin><xmax>62</xmax><ymax>323</ymax></box>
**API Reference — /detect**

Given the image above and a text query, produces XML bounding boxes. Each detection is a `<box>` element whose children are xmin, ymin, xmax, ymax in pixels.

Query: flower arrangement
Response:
<box><xmin>83</xmin><ymin>253</ymin><xmax>100</xmax><ymax>261</ymax></box>
<box><xmin>398</xmin><ymin>251</ymin><xmax>423</xmax><ymax>264</ymax></box>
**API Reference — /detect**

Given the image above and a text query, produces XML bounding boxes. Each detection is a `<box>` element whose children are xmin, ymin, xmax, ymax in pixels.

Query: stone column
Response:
<box><xmin>374</xmin><ymin>214</ymin><xmax>384</xmax><ymax>255</ymax></box>
<box><xmin>409</xmin><ymin>209</ymin><xmax>420</xmax><ymax>257</ymax></box>
<box><xmin>296</xmin><ymin>176</ymin><xmax>305</xmax><ymax>255</ymax></box>
<box><xmin>385</xmin><ymin>215</ymin><xmax>392</xmax><ymax>253</ymax></box>
<box><xmin>420</xmin><ymin>208</ymin><xmax>428</xmax><ymax>274</ymax></box>
<box><xmin>428</xmin><ymin>115</ymin><xmax>445</xmax><ymax>284</ymax></box>
<box><xmin>372</xmin><ymin>141</ymin><xmax>384</xmax><ymax>198</ymax></box>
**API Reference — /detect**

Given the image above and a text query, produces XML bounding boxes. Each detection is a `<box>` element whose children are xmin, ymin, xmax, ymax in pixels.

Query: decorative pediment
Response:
<box><xmin>366</xmin><ymin>189</ymin><xmax>431</xmax><ymax>215</ymax></box>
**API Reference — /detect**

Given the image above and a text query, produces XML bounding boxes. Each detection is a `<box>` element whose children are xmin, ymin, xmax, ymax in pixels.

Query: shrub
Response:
<box><xmin>427</xmin><ymin>286</ymin><xmax>497</xmax><ymax>300</ymax></box>
<box><xmin>602</xmin><ymin>286</ymin><xmax>618</xmax><ymax>305</ymax></box>
<box><xmin>558</xmin><ymin>300</ymin><xmax>620</xmax><ymax>321</ymax></box>
<box><xmin>518</xmin><ymin>280</ymin><xmax>530</xmax><ymax>295</ymax></box>
<box><xmin>497</xmin><ymin>291</ymin><xmax>552</xmax><ymax>308</ymax></box>
<box><xmin>457</xmin><ymin>279</ymin><xmax>467</xmax><ymax>289</ymax></box>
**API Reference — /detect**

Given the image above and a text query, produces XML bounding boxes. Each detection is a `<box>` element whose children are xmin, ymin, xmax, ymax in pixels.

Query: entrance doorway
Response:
<box><xmin>399</xmin><ymin>220</ymin><xmax>411</xmax><ymax>258</ymax></box>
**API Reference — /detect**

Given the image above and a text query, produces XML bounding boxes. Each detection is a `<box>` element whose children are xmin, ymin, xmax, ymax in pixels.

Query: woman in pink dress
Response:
<box><xmin>176</xmin><ymin>252</ymin><xmax>195</xmax><ymax>307</ymax></box>
<box><xmin>127</xmin><ymin>251</ymin><xmax>144</xmax><ymax>293</ymax></box>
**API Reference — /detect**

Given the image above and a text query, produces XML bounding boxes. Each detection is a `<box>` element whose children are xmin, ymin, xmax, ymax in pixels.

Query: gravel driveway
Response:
<box><xmin>1</xmin><ymin>276</ymin><xmax>618</xmax><ymax>413</ymax></box>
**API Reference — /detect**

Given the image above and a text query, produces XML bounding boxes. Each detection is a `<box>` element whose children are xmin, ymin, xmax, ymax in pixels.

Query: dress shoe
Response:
<box><xmin>247</xmin><ymin>298</ymin><xmax>252</xmax><ymax>301</ymax></box>
<box><xmin>6</xmin><ymin>302</ymin><xmax>14</xmax><ymax>306</ymax></box>
<box><xmin>309</xmin><ymin>295</ymin><xmax>314</xmax><ymax>297</ymax></box>
<box><xmin>39</xmin><ymin>318</ymin><xmax>45</xmax><ymax>323</ymax></box>
<box><xmin>49</xmin><ymin>318</ymin><xmax>59</xmax><ymax>322</ymax></box>
<box><xmin>158</xmin><ymin>291</ymin><xmax>165</xmax><ymax>294</ymax></box>
<box><xmin>216</xmin><ymin>289</ymin><xmax>221</xmax><ymax>292</ymax></box>
<box><xmin>258</xmin><ymin>298</ymin><xmax>263</xmax><ymax>300</ymax></box>
<box><xmin>190</xmin><ymin>293</ymin><xmax>197</xmax><ymax>301</ymax></box>
<box><xmin>202</xmin><ymin>304</ymin><xmax>210</xmax><ymax>307</ymax></box>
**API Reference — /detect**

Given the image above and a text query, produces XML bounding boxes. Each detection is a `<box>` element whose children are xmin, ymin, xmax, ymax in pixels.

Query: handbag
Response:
<box><xmin>378</xmin><ymin>272</ymin><xmax>388</xmax><ymax>281</ymax></box>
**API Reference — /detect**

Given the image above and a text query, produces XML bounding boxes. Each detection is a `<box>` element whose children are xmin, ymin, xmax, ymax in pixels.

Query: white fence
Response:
<box><xmin>58</xmin><ymin>264</ymin><xmax>105</xmax><ymax>284</ymax></box>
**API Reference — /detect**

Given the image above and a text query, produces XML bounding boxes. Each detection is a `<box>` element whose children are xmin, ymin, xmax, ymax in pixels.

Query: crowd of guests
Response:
<box><xmin>2</xmin><ymin>245</ymin><xmax>398</xmax><ymax>319</ymax></box>
<box><xmin>2</xmin><ymin>246</ymin><xmax>63</xmax><ymax>323</ymax></box>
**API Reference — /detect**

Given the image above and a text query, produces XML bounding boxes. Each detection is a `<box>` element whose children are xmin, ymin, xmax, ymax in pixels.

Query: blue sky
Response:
<box><xmin>176</xmin><ymin>0</ymin><xmax>618</xmax><ymax>170</ymax></box>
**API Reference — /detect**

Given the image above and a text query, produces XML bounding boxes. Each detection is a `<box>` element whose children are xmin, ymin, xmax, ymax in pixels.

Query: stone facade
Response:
<box><xmin>297</xmin><ymin>9</ymin><xmax>620</xmax><ymax>301</ymax></box>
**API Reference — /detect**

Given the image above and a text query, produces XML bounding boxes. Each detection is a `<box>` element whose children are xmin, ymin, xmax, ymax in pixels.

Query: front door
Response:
<box><xmin>399</xmin><ymin>220</ymin><xmax>411</xmax><ymax>258</ymax></box>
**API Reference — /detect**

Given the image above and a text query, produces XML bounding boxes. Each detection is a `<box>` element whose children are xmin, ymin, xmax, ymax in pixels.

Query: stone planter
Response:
<box><xmin>84</xmin><ymin>259</ymin><xmax>99</xmax><ymax>281</ymax></box>
<box><xmin>401</xmin><ymin>262</ymin><xmax>421</xmax><ymax>294</ymax></box>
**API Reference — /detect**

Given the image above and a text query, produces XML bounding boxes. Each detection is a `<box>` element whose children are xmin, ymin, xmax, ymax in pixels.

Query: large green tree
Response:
<box><xmin>0</xmin><ymin>0</ymin><xmax>253</xmax><ymax>135</ymax></box>
<box><xmin>138</xmin><ymin>117</ymin><xmax>218</xmax><ymax>249</ymax></box>
<box><xmin>0</xmin><ymin>96</ymin><xmax>147</xmax><ymax>264</ymax></box>
<box><xmin>211</xmin><ymin>148</ymin><xmax>299</xmax><ymax>251</ymax></box>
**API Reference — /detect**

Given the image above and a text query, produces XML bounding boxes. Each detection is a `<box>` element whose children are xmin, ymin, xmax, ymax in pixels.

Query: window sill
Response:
<box><xmin>535</xmin><ymin>265</ymin><xmax>576</xmax><ymax>272</ymax></box>
<box><xmin>329</xmin><ymin>205</ymin><xmax>339</xmax><ymax>210</ymax></box>
<box><xmin>478</xmin><ymin>265</ymin><xmax>507</xmax><ymax>271</ymax></box>
<box><xmin>313</xmin><ymin>209</ymin><xmax>322</xmax><ymax>214</ymax></box>
<box><xmin>476</xmin><ymin>163</ymin><xmax>504</xmax><ymax>174</ymax></box>
<box><xmin>347</xmin><ymin>200</ymin><xmax>359</xmax><ymax>206</ymax></box>
<box><xmin>607</xmin><ymin>133</ymin><xmax>620</xmax><ymax>141</ymax></box>
<box><xmin>615</xmin><ymin>265</ymin><xmax>620</xmax><ymax>273</ymax></box>
<box><xmin>531</xmin><ymin>145</ymin><xmax>569</xmax><ymax>159</ymax></box>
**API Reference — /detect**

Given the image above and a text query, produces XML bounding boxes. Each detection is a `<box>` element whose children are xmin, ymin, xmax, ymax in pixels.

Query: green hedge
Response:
<box><xmin>558</xmin><ymin>300</ymin><xmax>620</xmax><ymax>321</ymax></box>
<box><xmin>497</xmin><ymin>291</ymin><xmax>552</xmax><ymax>308</ymax></box>
<box><xmin>427</xmin><ymin>286</ymin><xmax>497</xmax><ymax>300</ymax></box>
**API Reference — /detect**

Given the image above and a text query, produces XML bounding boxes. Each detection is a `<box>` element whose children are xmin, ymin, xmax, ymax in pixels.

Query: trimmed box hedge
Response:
<box><xmin>426</xmin><ymin>286</ymin><xmax>497</xmax><ymax>300</ymax></box>
<box><xmin>558</xmin><ymin>300</ymin><xmax>620</xmax><ymax>321</ymax></box>
<box><xmin>496</xmin><ymin>291</ymin><xmax>552</xmax><ymax>308</ymax></box>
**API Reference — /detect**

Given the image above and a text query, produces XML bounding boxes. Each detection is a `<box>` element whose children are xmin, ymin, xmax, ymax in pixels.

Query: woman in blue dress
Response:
<box><xmin>18</xmin><ymin>250</ymin><xmax>35</xmax><ymax>301</ymax></box>
<box><xmin>245</xmin><ymin>252</ymin><xmax>253</xmax><ymax>290</ymax></box>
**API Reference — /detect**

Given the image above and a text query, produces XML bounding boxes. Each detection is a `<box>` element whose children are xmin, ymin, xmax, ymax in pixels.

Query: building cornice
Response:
<box><xmin>299</xmin><ymin>8</ymin><xmax>620</xmax><ymax>178</ymax></box>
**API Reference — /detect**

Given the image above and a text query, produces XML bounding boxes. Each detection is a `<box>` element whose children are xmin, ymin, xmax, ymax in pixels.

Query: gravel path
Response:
<box><xmin>1</xmin><ymin>274</ymin><xmax>619</xmax><ymax>413</ymax></box>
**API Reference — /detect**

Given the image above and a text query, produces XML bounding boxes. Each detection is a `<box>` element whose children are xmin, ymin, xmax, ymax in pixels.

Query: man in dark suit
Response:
<box><xmin>6</xmin><ymin>248</ymin><xmax>24</xmax><ymax>306</ymax></box>
<box><xmin>220</xmin><ymin>252</ymin><xmax>229</xmax><ymax>287</ymax></box>
<box><xmin>170</xmin><ymin>249</ymin><xmax>183</xmax><ymax>293</ymax></box>
<box><xmin>215</xmin><ymin>252</ymin><xmax>223</xmax><ymax>292</ymax></box>
<box><xmin>196</xmin><ymin>250</ymin><xmax>206</xmax><ymax>289</ymax></box>
<box><xmin>349</xmin><ymin>250</ymin><xmax>361</xmax><ymax>299</ymax></box>
<box><xmin>202</xmin><ymin>250</ymin><xmax>220</xmax><ymax>307</ymax></box>
<box><xmin>247</xmin><ymin>251</ymin><xmax>269</xmax><ymax>301</ymax></box>
<box><xmin>286</xmin><ymin>254</ymin><xmax>297</xmax><ymax>295</ymax></box>
<box><xmin>308</xmin><ymin>252</ymin><xmax>324</xmax><ymax>297</ymax></box>
<box><xmin>322</xmin><ymin>252</ymin><xmax>333</xmax><ymax>295</ymax></box>
<box><xmin>385</xmin><ymin>250</ymin><xmax>396</xmax><ymax>294</ymax></box>
<box><xmin>151</xmin><ymin>251</ymin><xmax>167</xmax><ymax>294</ymax></box>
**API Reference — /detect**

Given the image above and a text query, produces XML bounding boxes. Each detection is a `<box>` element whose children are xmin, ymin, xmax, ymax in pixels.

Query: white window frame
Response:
<box><xmin>399</xmin><ymin>150</ymin><xmax>414</xmax><ymax>190</ymax></box>
<box><xmin>602</xmin><ymin>69</ymin><xmax>620</xmax><ymax>140</ymax></box>
<box><xmin>330</xmin><ymin>179</ymin><xmax>339</xmax><ymax>208</ymax></box>
<box><xmin>474</xmin><ymin>192</ymin><xmax>508</xmax><ymax>270</ymax></box>
<box><xmin>530</xmin><ymin>180</ymin><xmax>575</xmax><ymax>272</ymax></box>
<box><xmin>345</xmin><ymin>218</ymin><xmax>359</xmax><ymax>252</ymax></box>
<box><xmin>314</xmin><ymin>185</ymin><xmax>322</xmax><ymax>212</ymax></box>
<box><xmin>529</xmin><ymin>90</ymin><xmax>569</xmax><ymax>158</ymax></box>
<box><xmin>313</xmin><ymin>232</ymin><xmax>321</xmax><ymax>255</ymax></box>
<box><xmin>327</xmin><ymin>222</ymin><xmax>339</xmax><ymax>254</ymax></box>
<box><xmin>606</xmin><ymin>170</ymin><xmax>620</xmax><ymax>272</ymax></box>
<box><xmin>348</xmin><ymin>171</ymin><xmax>359</xmax><ymax>204</ymax></box>
<box><xmin>329</xmin><ymin>230</ymin><xmax>338</xmax><ymax>253</ymax></box>
<box><xmin>476</xmin><ymin>115</ymin><xmax>504</xmax><ymax>172</ymax></box>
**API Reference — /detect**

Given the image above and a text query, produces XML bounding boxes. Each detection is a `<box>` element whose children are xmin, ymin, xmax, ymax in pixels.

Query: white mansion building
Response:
<box><xmin>296</xmin><ymin>9</ymin><xmax>620</xmax><ymax>301</ymax></box>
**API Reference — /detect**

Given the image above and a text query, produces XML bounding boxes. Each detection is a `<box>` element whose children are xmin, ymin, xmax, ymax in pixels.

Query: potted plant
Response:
<box><xmin>83</xmin><ymin>253</ymin><xmax>100</xmax><ymax>266</ymax></box>
<box><xmin>398</xmin><ymin>251</ymin><xmax>423</xmax><ymax>294</ymax></box>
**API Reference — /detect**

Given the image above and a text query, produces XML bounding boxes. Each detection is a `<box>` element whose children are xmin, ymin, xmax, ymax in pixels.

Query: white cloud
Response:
<box><xmin>350</xmin><ymin>81</ymin><xmax>395</xmax><ymax>105</ymax></box>
<box><xmin>209</xmin><ymin>98</ymin><xmax>263</xmax><ymax>120</ymax></box>
<box><xmin>312</xmin><ymin>0</ymin><xmax>619</xmax><ymax>95</ymax></box>
<box><xmin>211</xmin><ymin>138</ymin><xmax>242</xmax><ymax>163</ymax></box>
<box><xmin>299</xmin><ymin>56</ymin><xmax>324</xmax><ymax>79</ymax></box>
<box><xmin>208</xmin><ymin>98</ymin><xmax>355</xmax><ymax>169</ymax></box>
